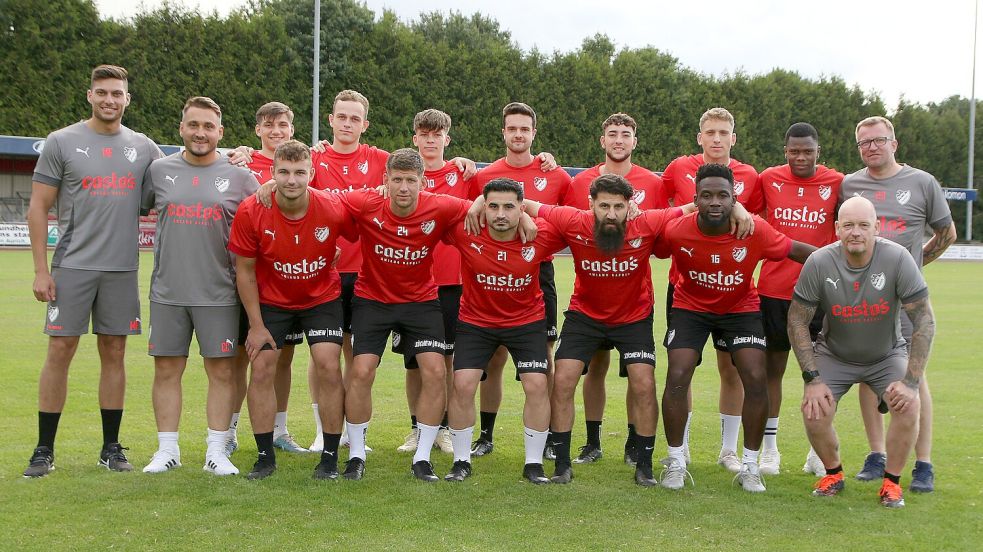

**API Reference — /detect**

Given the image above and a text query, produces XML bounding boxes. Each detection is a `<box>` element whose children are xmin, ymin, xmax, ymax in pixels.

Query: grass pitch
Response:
<box><xmin>0</xmin><ymin>251</ymin><xmax>981</xmax><ymax>550</ymax></box>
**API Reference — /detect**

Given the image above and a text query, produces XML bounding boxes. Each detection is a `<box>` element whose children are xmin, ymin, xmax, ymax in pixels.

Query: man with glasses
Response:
<box><xmin>840</xmin><ymin>116</ymin><xmax>955</xmax><ymax>493</ymax></box>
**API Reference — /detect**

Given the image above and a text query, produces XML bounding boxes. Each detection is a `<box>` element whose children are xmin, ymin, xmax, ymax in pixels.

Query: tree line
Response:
<box><xmin>1</xmin><ymin>0</ymin><xmax>980</xmax><ymax>236</ymax></box>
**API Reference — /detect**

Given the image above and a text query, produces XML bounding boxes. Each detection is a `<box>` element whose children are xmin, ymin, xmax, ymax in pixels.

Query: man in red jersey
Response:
<box><xmin>655</xmin><ymin>164</ymin><xmax>815</xmax><ymax>493</ymax></box>
<box><xmin>339</xmin><ymin>149</ymin><xmax>475</xmax><ymax>482</ymax></box>
<box><xmin>563</xmin><ymin>112</ymin><xmax>669</xmax><ymax>466</ymax></box>
<box><xmin>393</xmin><ymin>109</ymin><xmax>476</xmax><ymax>455</ymax></box>
<box><xmin>661</xmin><ymin>107</ymin><xmax>763</xmax><ymax>472</ymax></box>
<box><xmin>229</xmin><ymin>140</ymin><xmax>355</xmax><ymax>480</ymax></box>
<box><xmin>515</xmin><ymin>174</ymin><xmax>689</xmax><ymax>487</ymax></box>
<box><xmin>443</xmin><ymin>178</ymin><xmax>567</xmax><ymax>484</ymax></box>
<box><xmin>756</xmin><ymin>122</ymin><xmax>842</xmax><ymax>476</ymax></box>
<box><xmin>467</xmin><ymin>101</ymin><xmax>570</xmax><ymax>458</ymax></box>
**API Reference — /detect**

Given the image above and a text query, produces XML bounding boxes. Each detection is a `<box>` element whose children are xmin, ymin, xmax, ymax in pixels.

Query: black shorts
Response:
<box><xmin>340</xmin><ymin>272</ymin><xmax>358</xmax><ymax>334</ymax></box>
<box><xmin>393</xmin><ymin>285</ymin><xmax>462</xmax><ymax>368</ymax></box>
<box><xmin>540</xmin><ymin>261</ymin><xmax>558</xmax><ymax>342</ymax></box>
<box><xmin>667</xmin><ymin>282</ymin><xmax>728</xmax><ymax>352</ymax></box>
<box><xmin>453</xmin><ymin>319</ymin><xmax>548</xmax><ymax>380</ymax></box>
<box><xmin>260</xmin><ymin>300</ymin><xmax>344</xmax><ymax>349</ymax></box>
<box><xmin>555</xmin><ymin>310</ymin><xmax>656</xmax><ymax>372</ymax></box>
<box><xmin>351</xmin><ymin>296</ymin><xmax>446</xmax><ymax>358</ymax></box>
<box><xmin>665</xmin><ymin>308</ymin><xmax>767</xmax><ymax>353</ymax></box>
<box><xmin>238</xmin><ymin>305</ymin><xmax>302</xmax><ymax>346</ymax></box>
<box><xmin>760</xmin><ymin>295</ymin><xmax>824</xmax><ymax>352</ymax></box>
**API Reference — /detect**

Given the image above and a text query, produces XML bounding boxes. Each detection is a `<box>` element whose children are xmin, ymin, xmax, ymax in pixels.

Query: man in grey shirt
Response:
<box><xmin>141</xmin><ymin>97</ymin><xmax>257</xmax><ymax>476</ymax></box>
<box><xmin>25</xmin><ymin>65</ymin><xmax>164</xmax><ymax>477</ymax></box>
<box><xmin>840</xmin><ymin>116</ymin><xmax>955</xmax><ymax>491</ymax></box>
<box><xmin>789</xmin><ymin>196</ymin><xmax>936</xmax><ymax>508</ymax></box>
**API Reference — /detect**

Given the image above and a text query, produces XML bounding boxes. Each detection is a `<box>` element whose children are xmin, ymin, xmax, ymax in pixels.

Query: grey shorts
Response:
<box><xmin>149</xmin><ymin>302</ymin><xmax>240</xmax><ymax>358</ymax></box>
<box><xmin>44</xmin><ymin>268</ymin><xmax>140</xmax><ymax>336</ymax></box>
<box><xmin>816</xmin><ymin>343</ymin><xmax>908</xmax><ymax>402</ymax></box>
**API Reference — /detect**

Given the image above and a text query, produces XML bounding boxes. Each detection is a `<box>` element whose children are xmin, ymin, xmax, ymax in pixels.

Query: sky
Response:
<box><xmin>95</xmin><ymin>0</ymin><xmax>981</xmax><ymax>110</ymax></box>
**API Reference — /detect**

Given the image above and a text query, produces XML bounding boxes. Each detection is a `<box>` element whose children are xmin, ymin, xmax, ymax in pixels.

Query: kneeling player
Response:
<box><xmin>791</xmin><ymin>197</ymin><xmax>934</xmax><ymax>508</ymax></box>
<box><xmin>229</xmin><ymin>140</ymin><xmax>355</xmax><ymax>480</ymax></box>
<box><xmin>444</xmin><ymin>178</ymin><xmax>565</xmax><ymax>483</ymax></box>
<box><xmin>655</xmin><ymin>164</ymin><xmax>814</xmax><ymax>492</ymax></box>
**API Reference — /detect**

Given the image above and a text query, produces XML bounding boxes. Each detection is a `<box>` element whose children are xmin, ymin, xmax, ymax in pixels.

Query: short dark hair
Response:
<box><xmin>602</xmin><ymin>113</ymin><xmax>637</xmax><ymax>134</ymax></box>
<box><xmin>784</xmin><ymin>122</ymin><xmax>819</xmax><ymax>144</ymax></box>
<box><xmin>502</xmin><ymin>102</ymin><xmax>537</xmax><ymax>128</ymax></box>
<box><xmin>256</xmin><ymin>101</ymin><xmax>294</xmax><ymax>124</ymax></box>
<box><xmin>386</xmin><ymin>148</ymin><xmax>424</xmax><ymax>175</ymax></box>
<box><xmin>482</xmin><ymin>178</ymin><xmax>523</xmax><ymax>201</ymax></box>
<box><xmin>274</xmin><ymin>139</ymin><xmax>311</xmax><ymax>166</ymax></box>
<box><xmin>91</xmin><ymin>64</ymin><xmax>128</xmax><ymax>84</ymax></box>
<box><xmin>695</xmin><ymin>163</ymin><xmax>734</xmax><ymax>188</ymax></box>
<box><xmin>182</xmin><ymin>96</ymin><xmax>222</xmax><ymax>120</ymax></box>
<box><xmin>414</xmin><ymin>109</ymin><xmax>452</xmax><ymax>133</ymax></box>
<box><xmin>589</xmin><ymin>174</ymin><xmax>633</xmax><ymax>200</ymax></box>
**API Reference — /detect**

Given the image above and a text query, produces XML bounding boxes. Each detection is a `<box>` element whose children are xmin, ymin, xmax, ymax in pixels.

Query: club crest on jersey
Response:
<box><xmin>521</xmin><ymin>245</ymin><xmax>536</xmax><ymax>262</ymax></box>
<box><xmin>314</xmin><ymin>226</ymin><xmax>330</xmax><ymax>243</ymax></box>
<box><xmin>871</xmin><ymin>272</ymin><xmax>886</xmax><ymax>291</ymax></box>
<box><xmin>47</xmin><ymin>305</ymin><xmax>59</xmax><ymax>322</ymax></box>
<box><xmin>421</xmin><ymin>220</ymin><xmax>436</xmax><ymax>235</ymax></box>
<box><xmin>533</xmin><ymin>177</ymin><xmax>547</xmax><ymax>191</ymax></box>
<box><xmin>628</xmin><ymin>237</ymin><xmax>642</xmax><ymax>248</ymax></box>
<box><xmin>818</xmin><ymin>185</ymin><xmax>832</xmax><ymax>201</ymax></box>
<box><xmin>214</xmin><ymin>177</ymin><xmax>230</xmax><ymax>193</ymax></box>
<box><xmin>732</xmin><ymin>246</ymin><xmax>748</xmax><ymax>262</ymax></box>
<box><xmin>666</xmin><ymin>329</ymin><xmax>676</xmax><ymax>344</ymax></box>
<box><xmin>896</xmin><ymin>189</ymin><xmax>911</xmax><ymax>205</ymax></box>
<box><xmin>733</xmin><ymin>181</ymin><xmax>745</xmax><ymax>196</ymax></box>
<box><xmin>632</xmin><ymin>190</ymin><xmax>646</xmax><ymax>205</ymax></box>
<box><xmin>445</xmin><ymin>172</ymin><xmax>458</xmax><ymax>187</ymax></box>
<box><xmin>123</xmin><ymin>146</ymin><xmax>137</xmax><ymax>163</ymax></box>
<box><xmin>357</xmin><ymin>160</ymin><xmax>369</xmax><ymax>175</ymax></box>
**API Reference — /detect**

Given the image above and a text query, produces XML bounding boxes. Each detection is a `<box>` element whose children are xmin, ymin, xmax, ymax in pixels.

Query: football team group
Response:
<box><xmin>23</xmin><ymin>64</ymin><xmax>954</xmax><ymax>509</ymax></box>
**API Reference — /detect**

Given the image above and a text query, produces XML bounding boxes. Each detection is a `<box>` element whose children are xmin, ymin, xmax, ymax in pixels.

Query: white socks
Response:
<box><xmin>683</xmin><ymin>411</ymin><xmax>693</xmax><ymax>450</ymax></box>
<box><xmin>273</xmin><ymin>411</ymin><xmax>288</xmax><ymax>439</ymax></box>
<box><xmin>205</xmin><ymin>428</ymin><xmax>226</xmax><ymax>457</ymax></box>
<box><xmin>742</xmin><ymin>447</ymin><xmax>760</xmax><ymax>465</ymax></box>
<box><xmin>524</xmin><ymin>427</ymin><xmax>549</xmax><ymax>465</ymax></box>
<box><xmin>413</xmin><ymin>423</ymin><xmax>439</xmax><ymax>464</ymax></box>
<box><xmin>347</xmin><ymin>421</ymin><xmax>369</xmax><ymax>460</ymax></box>
<box><xmin>227</xmin><ymin>413</ymin><xmax>240</xmax><ymax>440</ymax></box>
<box><xmin>720</xmin><ymin>413</ymin><xmax>741</xmax><ymax>453</ymax></box>
<box><xmin>667</xmin><ymin>445</ymin><xmax>687</xmax><ymax>464</ymax></box>
<box><xmin>312</xmin><ymin>404</ymin><xmax>323</xmax><ymax>434</ymax></box>
<box><xmin>763</xmin><ymin>417</ymin><xmax>779</xmax><ymax>451</ymax></box>
<box><xmin>158</xmin><ymin>431</ymin><xmax>179</xmax><ymax>454</ymax></box>
<box><xmin>449</xmin><ymin>426</ymin><xmax>473</xmax><ymax>463</ymax></box>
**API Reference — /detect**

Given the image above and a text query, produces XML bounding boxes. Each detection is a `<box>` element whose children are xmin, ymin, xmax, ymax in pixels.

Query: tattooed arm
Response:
<box><xmin>901</xmin><ymin>296</ymin><xmax>936</xmax><ymax>387</ymax></box>
<box><xmin>922</xmin><ymin>222</ymin><xmax>956</xmax><ymax>265</ymax></box>
<box><xmin>787</xmin><ymin>299</ymin><xmax>818</xmax><ymax>373</ymax></box>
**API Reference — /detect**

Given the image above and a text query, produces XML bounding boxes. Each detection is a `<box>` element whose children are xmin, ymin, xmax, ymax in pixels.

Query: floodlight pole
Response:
<box><xmin>969</xmin><ymin>0</ymin><xmax>978</xmax><ymax>241</ymax></box>
<box><xmin>313</xmin><ymin>0</ymin><xmax>321</xmax><ymax>144</ymax></box>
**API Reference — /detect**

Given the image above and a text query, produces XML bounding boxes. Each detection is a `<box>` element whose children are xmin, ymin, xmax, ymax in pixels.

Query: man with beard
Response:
<box><xmin>562</xmin><ymin>112</ymin><xmax>669</xmax><ymax>465</ymax></box>
<box><xmin>25</xmin><ymin>65</ymin><xmax>164</xmax><ymax>477</ymax></box>
<box><xmin>791</xmin><ymin>196</ymin><xmax>934</xmax><ymax>508</ymax></box>
<box><xmin>756</xmin><ymin>122</ymin><xmax>843</xmax><ymax>475</ymax></box>
<box><xmin>467</xmin><ymin>102</ymin><xmax>568</xmax><ymax>458</ymax></box>
<box><xmin>655</xmin><ymin>163</ymin><xmax>814</xmax><ymax>493</ymax></box>
<box><xmin>140</xmin><ymin>97</ymin><xmax>256</xmax><ymax>476</ymax></box>
<box><xmin>474</xmin><ymin>174</ymin><xmax>693</xmax><ymax>486</ymax></box>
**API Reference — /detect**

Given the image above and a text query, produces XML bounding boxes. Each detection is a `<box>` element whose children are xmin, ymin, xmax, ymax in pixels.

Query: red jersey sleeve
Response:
<box><xmin>755</xmin><ymin>217</ymin><xmax>793</xmax><ymax>261</ymax></box>
<box><xmin>228</xmin><ymin>198</ymin><xmax>260</xmax><ymax>258</ymax></box>
<box><xmin>538</xmin><ymin>204</ymin><xmax>578</xmax><ymax>229</ymax></box>
<box><xmin>743</xmin><ymin>173</ymin><xmax>765</xmax><ymax>214</ymax></box>
<box><xmin>639</xmin><ymin>207</ymin><xmax>683</xmax><ymax>240</ymax></box>
<box><xmin>536</xmin><ymin>218</ymin><xmax>569</xmax><ymax>254</ymax></box>
<box><xmin>661</xmin><ymin>160</ymin><xmax>678</xmax><ymax>203</ymax></box>
<box><xmin>339</xmin><ymin>188</ymin><xmax>370</xmax><ymax>215</ymax></box>
<box><xmin>433</xmin><ymin>193</ymin><xmax>471</xmax><ymax>226</ymax></box>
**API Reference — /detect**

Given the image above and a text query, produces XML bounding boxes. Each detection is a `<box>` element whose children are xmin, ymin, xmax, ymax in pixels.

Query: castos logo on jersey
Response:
<box><xmin>818</xmin><ymin>185</ymin><xmax>832</xmax><ymax>201</ymax></box>
<box><xmin>688</xmin><ymin>269</ymin><xmax>745</xmax><ymax>287</ymax></box>
<box><xmin>81</xmin><ymin>172</ymin><xmax>136</xmax><ymax>190</ymax></box>
<box><xmin>734</xmin><ymin>181</ymin><xmax>745</xmax><ymax>196</ymax></box>
<box><xmin>314</xmin><ymin>226</ymin><xmax>330</xmax><ymax>243</ymax></box>
<box><xmin>166</xmin><ymin>202</ymin><xmax>223</xmax><ymax>222</ymax></box>
<box><xmin>732</xmin><ymin>247</ymin><xmax>747</xmax><ymax>262</ymax></box>
<box><xmin>533</xmin><ymin>177</ymin><xmax>547</xmax><ymax>191</ymax></box>
<box><xmin>580</xmin><ymin>256</ymin><xmax>639</xmax><ymax>275</ymax></box>
<box><xmin>831</xmin><ymin>298</ymin><xmax>890</xmax><ymax>320</ymax></box>
<box><xmin>421</xmin><ymin>220</ymin><xmax>436</xmax><ymax>235</ymax></box>
<box><xmin>773</xmin><ymin>205</ymin><xmax>827</xmax><ymax>225</ymax></box>
<box><xmin>273</xmin><ymin>256</ymin><xmax>328</xmax><ymax>278</ymax></box>
<box><xmin>521</xmin><ymin>246</ymin><xmax>536</xmax><ymax>262</ymax></box>
<box><xmin>374</xmin><ymin>244</ymin><xmax>430</xmax><ymax>264</ymax></box>
<box><xmin>215</xmin><ymin>177</ymin><xmax>230</xmax><ymax>193</ymax></box>
<box><xmin>870</xmin><ymin>272</ymin><xmax>886</xmax><ymax>291</ymax></box>
<box><xmin>476</xmin><ymin>272</ymin><xmax>533</xmax><ymax>288</ymax></box>
<box><xmin>123</xmin><ymin>146</ymin><xmax>138</xmax><ymax>163</ymax></box>
<box><xmin>896</xmin><ymin>189</ymin><xmax>911</xmax><ymax>205</ymax></box>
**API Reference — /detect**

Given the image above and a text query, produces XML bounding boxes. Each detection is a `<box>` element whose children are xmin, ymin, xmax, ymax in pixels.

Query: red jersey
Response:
<box><xmin>228</xmin><ymin>189</ymin><xmax>353</xmax><ymax>310</ymax></box>
<box><xmin>470</xmin><ymin>156</ymin><xmax>572</xmax><ymax>205</ymax></box>
<box><xmin>758</xmin><ymin>164</ymin><xmax>843</xmax><ymax>300</ymax></box>
<box><xmin>310</xmin><ymin>144</ymin><xmax>390</xmax><ymax>273</ymax></box>
<box><xmin>540</xmin><ymin>205</ymin><xmax>682</xmax><ymax>325</ymax></box>
<box><xmin>340</xmin><ymin>190</ymin><xmax>470</xmax><ymax>304</ymax></box>
<box><xmin>425</xmin><ymin>161</ymin><xmax>469</xmax><ymax>287</ymax></box>
<box><xmin>654</xmin><ymin>213</ymin><xmax>791</xmax><ymax>314</ymax></box>
<box><xmin>246</xmin><ymin>152</ymin><xmax>274</xmax><ymax>185</ymax></box>
<box><xmin>446</xmin><ymin>220</ymin><xmax>566</xmax><ymax>328</ymax></box>
<box><xmin>563</xmin><ymin>164</ymin><xmax>669</xmax><ymax>210</ymax></box>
